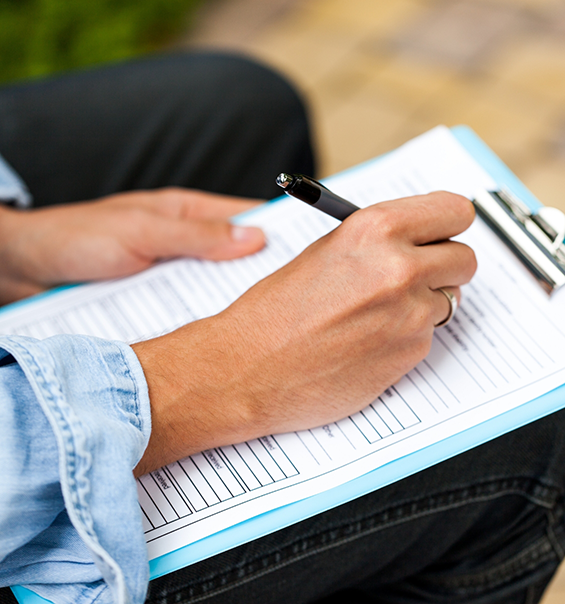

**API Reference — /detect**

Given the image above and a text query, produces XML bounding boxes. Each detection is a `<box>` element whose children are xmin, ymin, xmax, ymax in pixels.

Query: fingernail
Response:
<box><xmin>231</xmin><ymin>225</ymin><xmax>262</xmax><ymax>242</ymax></box>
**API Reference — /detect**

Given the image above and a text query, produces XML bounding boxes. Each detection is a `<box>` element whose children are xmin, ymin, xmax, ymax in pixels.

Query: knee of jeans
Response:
<box><xmin>173</xmin><ymin>52</ymin><xmax>312</xmax><ymax>124</ymax></box>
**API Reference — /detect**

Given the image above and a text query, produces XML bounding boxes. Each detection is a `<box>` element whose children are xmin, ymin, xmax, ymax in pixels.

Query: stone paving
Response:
<box><xmin>182</xmin><ymin>1</ymin><xmax>565</xmax><ymax>599</ymax></box>
<box><xmin>184</xmin><ymin>0</ymin><xmax>565</xmax><ymax>213</ymax></box>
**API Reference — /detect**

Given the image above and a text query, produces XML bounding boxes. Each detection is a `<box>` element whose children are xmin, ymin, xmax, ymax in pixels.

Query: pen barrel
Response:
<box><xmin>314</xmin><ymin>190</ymin><xmax>359</xmax><ymax>221</ymax></box>
<box><xmin>286</xmin><ymin>177</ymin><xmax>321</xmax><ymax>205</ymax></box>
<box><xmin>281</xmin><ymin>174</ymin><xmax>360</xmax><ymax>221</ymax></box>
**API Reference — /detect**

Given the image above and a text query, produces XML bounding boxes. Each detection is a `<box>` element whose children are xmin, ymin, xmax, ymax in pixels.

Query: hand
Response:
<box><xmin>132</xmin><ymin>191</ymin><xmax>477</xmax><ymax>476</ymax></box>
<box><xmin>0</xmin><ymin>188</ymin><xmax>265</xmax><ymax>304</ymax></box>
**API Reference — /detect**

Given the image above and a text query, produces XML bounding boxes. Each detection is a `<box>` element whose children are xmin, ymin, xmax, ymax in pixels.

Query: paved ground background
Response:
<box><xmin>181</xmin><ymin>1</ymin><xmax>565</xmax><ymax>600</ymax></box>
<box><xmin>183</xmin><ymin>0</ymin><xmax>565</xmax><ymax>212</ymax></box>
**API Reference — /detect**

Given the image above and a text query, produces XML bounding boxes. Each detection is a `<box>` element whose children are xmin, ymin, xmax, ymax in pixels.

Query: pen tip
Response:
<box><xmin>276</xmin><ymin>173</ymin><xmax>293</xmax><ymax>189</ymax></box>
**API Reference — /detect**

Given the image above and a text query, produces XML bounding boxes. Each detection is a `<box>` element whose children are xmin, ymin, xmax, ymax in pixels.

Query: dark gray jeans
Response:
<box><xmin>0</xmin><ymin>53</ymin><xmax>564</xmax><ymax>604</ymax></box>
<box><xmin>149</xmin><ymin>409</ymin><xmax>565</xmax><ymax>604</ymax></box>
<box><xmin>0</xmin><ymin>52</ymin><xmax>315</xmax><ymax>203</ymax></box>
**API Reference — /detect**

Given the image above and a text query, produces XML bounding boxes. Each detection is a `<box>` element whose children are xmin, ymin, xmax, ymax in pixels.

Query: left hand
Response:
<box><xmin>0</xmin><ymin>188</ymin><xmax>265</xmax><ymax>304</ymax></box>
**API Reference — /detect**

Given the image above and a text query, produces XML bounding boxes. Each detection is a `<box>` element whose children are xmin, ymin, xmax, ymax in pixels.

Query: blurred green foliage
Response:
<box><xmin>0</xmin><ymin>0</ymin><xmax>203</xmax><ymax>84</ymax></box>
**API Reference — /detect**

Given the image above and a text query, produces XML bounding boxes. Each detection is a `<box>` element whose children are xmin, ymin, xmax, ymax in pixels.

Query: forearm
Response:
<box><xmin>0</xmin><ymin>205</ymin><xmax>42</xmax><ymax>304</ymax></box>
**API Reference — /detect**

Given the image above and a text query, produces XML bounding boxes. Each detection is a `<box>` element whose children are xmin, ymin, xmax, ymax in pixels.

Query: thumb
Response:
<box><xmin>211</xmin><ymin>224</ymin><xmax>266</xmax><ymax>260</ymax></box>
<box><xmin>144</xmin><ymin>216</ymin><xmax>266</xmax><ymax>261</ymax></box>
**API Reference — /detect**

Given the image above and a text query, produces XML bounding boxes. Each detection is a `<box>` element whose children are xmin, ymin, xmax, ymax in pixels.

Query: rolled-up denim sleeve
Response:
<box><xmin>0</xmin><ymin>334</ymin><xmax>152</xmax><ymax>604</ymax></box>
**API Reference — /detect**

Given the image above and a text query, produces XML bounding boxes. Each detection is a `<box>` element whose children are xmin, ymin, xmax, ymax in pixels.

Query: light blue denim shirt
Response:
<box><xmin>0</xmin><ymin>334</ymin><xmax>152</xmax><ymax>604</ymax></box>
<box><xmin>0</xmin><ymin>153</ymin><xmax>31</xmax><ymax>207</ymax></box>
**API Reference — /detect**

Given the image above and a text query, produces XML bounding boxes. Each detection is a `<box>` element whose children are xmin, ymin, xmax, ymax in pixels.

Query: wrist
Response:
<box><xmin>0</xmin><ymin>204</ymin><xmax>18</xmax><ymax>260</ymax></box>
<box><xmin>0</xmin><ymin>206</ymin><xmax>40</xmax><ymax>304</ymax></box>
<box><xmin>132</xmin><ymin>315</ymin><xmax>259</xmax><ymax>476</ymax></box>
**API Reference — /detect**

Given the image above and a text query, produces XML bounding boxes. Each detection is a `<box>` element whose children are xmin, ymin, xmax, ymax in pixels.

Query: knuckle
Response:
<box><xmin>336</xmin><ymin>217</ymin><xmax>421</xmax><ymax>293</ymax></box>
<box><xmin>341</xmin><ymin>205</ymin><xmax>404</xmax><ymax>245</ymax></box>
<box><xmin>157</xmin><ymin>188</ymin><xmax>187</xmax><ymax>208</ymax></box>
<box><xmin>393</xmin><ymin>312</ymin><xmax>434</xmax><ymax>369</ymax></box>
<box><xmin>125</xmin><ymin>206</ymin><xmax>148</xmax><ymax>225</ymax></box>
<box><xmin>370</xmin><ymin>207</ymin><xmax>404</xmax><ymax>240</ymax></box>
<box><xmin>384</xmin><ymin>253</ymin><xmax>420</xmax><ymax>294</ymax></box>
<box><xmin>412</xmin><ymin>336</ymin><xmax>433</xmax><ymax>362</ymax></box>
<box><xmin>413</xmin><ymin>303</ymin><xmax>433</xmax><ymax>333</ymax></box>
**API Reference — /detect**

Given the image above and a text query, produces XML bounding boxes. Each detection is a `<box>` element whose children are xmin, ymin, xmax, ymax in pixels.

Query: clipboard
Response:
<box><xmin>10</xmin><ymin>125</ymin><xmax>565</xmax><ymax>603</ymax></box>
<box><xmin>473</xmin><ymin>189</ymin><xmax>565</xmax><ymax>293</ymax></box>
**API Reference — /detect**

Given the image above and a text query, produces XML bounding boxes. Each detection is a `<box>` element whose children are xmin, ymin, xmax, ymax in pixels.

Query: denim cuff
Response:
<box><xmin>0</xmin><ymin>335</ymin><xmax>151</xmax><ymax>604</ymax></box>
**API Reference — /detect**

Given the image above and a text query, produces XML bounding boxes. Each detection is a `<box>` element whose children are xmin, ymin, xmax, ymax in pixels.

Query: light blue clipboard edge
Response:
<box><xmin>10</xmin><ymin>125</ymin><xmax>563</xmax><ymax>603</ymax></box>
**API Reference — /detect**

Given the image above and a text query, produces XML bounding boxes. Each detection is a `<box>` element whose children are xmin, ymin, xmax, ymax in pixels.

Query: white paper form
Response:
<box><xmin>2</xmin><ymin>126</ymin><xmax>565</xmax><ymax>562</ymax></box>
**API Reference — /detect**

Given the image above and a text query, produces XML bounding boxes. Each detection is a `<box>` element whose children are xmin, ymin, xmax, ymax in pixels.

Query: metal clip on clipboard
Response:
<box><xmin>473</xmin><ymin>190</ymin><xmax>565</xmax><ymax>294</ymax></box>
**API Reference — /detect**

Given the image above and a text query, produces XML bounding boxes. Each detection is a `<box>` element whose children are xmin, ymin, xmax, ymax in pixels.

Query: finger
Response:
<box><xmin>123</xmin><ymin>189</ymin><xmax>264</xmax><ymax>221</ymax></box>
<box><xmin>368</xmin><ymin>191</ymin><xmax>475</xmax><ymax>245</ymax></box>
<box><xmin>141</xmin><ymin>215</ymin><xmax>266</xmax><ymax>261</ymax></box>
<box><xmin>430</xmin><ymin>286</ymin><xmax>460</xmax><ymax>328</ymax></box>
<box><xmin>417</xmin><ymin>240</ymin><xmax>477</xmax><ymax>290</ymax></box>
<box><xmin>172</xmin><ymin>190</ymin><xmax>264</xmax><ymax>220</ymax></box>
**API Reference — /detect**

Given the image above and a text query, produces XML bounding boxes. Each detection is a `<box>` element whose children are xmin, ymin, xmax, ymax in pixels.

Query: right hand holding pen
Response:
<box><xmin>133</xmin><ymin>191</ymin><xmax>477</xmax><ymax>475</ymax></box>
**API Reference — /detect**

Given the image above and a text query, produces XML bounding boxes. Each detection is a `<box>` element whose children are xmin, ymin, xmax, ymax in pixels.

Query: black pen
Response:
<box><xmin>276</xmin><ymin>173</ymin><xmax>360</xmax><ymax>221</ymax></box>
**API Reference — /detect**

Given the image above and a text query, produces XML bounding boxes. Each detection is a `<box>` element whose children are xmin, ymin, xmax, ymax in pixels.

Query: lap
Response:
<box><xmin>0</xmin><ymin>52</ymin><xmax>315</xmax><ymax>205</ymax></box>
<box><xmin>147</xmin><ymin>409</ymin><xmax>565</xmax><ymax>603</ymax></box>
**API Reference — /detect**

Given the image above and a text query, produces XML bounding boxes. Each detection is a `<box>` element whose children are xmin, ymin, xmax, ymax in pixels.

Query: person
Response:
<box><xmin>0</xmin><ymin>52</ymin><xmax>564</xmax><ymax>604</ymax></box>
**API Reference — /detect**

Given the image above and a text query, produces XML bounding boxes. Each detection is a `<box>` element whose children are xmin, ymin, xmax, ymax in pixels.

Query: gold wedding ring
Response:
<box><xmin>434</xmin><ymin>288</ymin><xmax>458</xmax><ymax>328</ymax></box>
